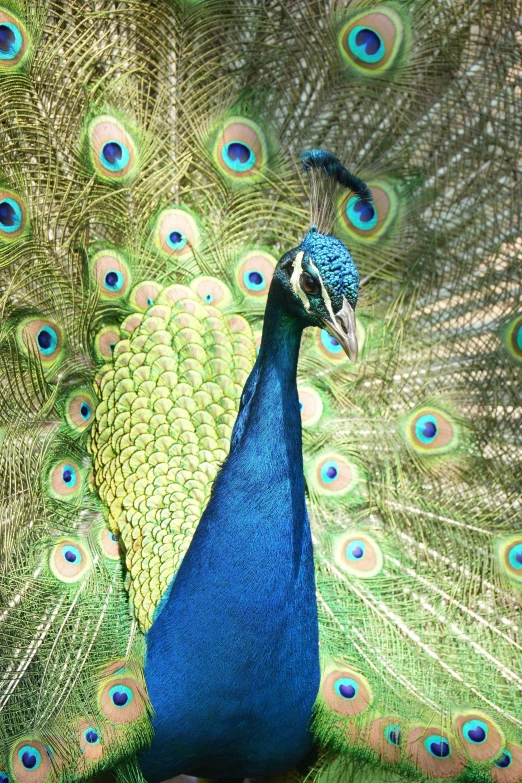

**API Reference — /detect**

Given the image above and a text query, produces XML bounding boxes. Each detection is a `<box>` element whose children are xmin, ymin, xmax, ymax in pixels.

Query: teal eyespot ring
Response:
<box><xmin>80</xmin><ymin>401</ymin><xmax>92</xmax><ymax>421</ymax></box>
<box><xmin>0</xmin><ymin>770</ymin><xmax>9</xmax><ymax>783</ymax></box>
<box><xmin>414</xmin><ymin>414</ymin><xmax>438</xmax><ymax>444</ymax></box>
<box><xmin>103</xmin><ymin>269</ymin><xmax>125</xmax><ymax>293</ymax></box>
<box><xmin>36</xmin><ymin>326</ymin><xmax>59</xmax><ymax>356</ymax></box>
<box><xmin>61</xmin><ymin>464</ymin><xmax>77</xmax><ymax>488</ymax></box>
<box><xmin>18</xmin><ymin>746</ymin><xmax>42</xmax><ymax>771</ymax></box>
<box><xmin>424</xmin><ymin>734</ymin><xmax>451</xmax><ymax>758</ymax></box>
<box><xmin>334</xmin><ymin>677</ymin><xmax>358</xmax><ymax>699</ymax></box>
<box><xmin>0</xmin><ymin>197</ymin><xmax>22</xmax><ymax>233</ymax></box>
<box><xmin>100</xmin><ymin>140</ymin><xmax>130</xmax><ymax>172</ymax></box>
<box><xmin>462</xmin><ymin>719</ymin><xmax>488</xmax><ymax>744</ymax></box>
<box><xmin>221</xmin><ymin>141</ymin><xmax>256</xmax><ymax>172</ymax></box>
<box><xmin>507</xmin><ymin>543</ymin><xmax>522</xmax><ymax>571</ymax></box>
<box><xmin>166</xmin><ymin>230</ymin><xmax>187</xmax><ymax>252</ymax></box>
<box><xmin>345</xmin><ymin>196</ymin><xmax>378</xmax><ymax>231</ymax></box>
<box><xmin>61</xmin><ymin>543</ymin><xmax>82</xmax><ymax>565</ymax></box>
<box><xmin>243</xmin><ymin>269</ymin><xmax>266</xmax><ymax>292</ymax></box>
<box><xmin>348</xmin><ymin>26</ymin><xmax>385</xmax><ymax>63</ymax></box>
<box><xmin>83</xmin><ymin>727</ymin><xmax>101</xmax><ymax>745</ymax></box>
<box><xmin>494</xmin><ymin>750</ymin><xmax>512</xmax><ymax>768</ymax></box>
<box><xmin>320</xmin><ymin>460</ymin><xmax>339</xmax><ymax>484</ymax></box>
<box><xmin>384</xmin><ymin>724</ymin><xmax>401</xmax><ymax>746</ymax></box>
<box><xmin>345</xmin><ymin>539</ymin><xmax>366</xmax><ymax>562</ymax></box>
<box><xmin>109</xmin><ymin>683</ymin><xmax>134</xmax><ymax>707</ymax></box>
<box><xmin>320</xmin><ymin>328</ymin><xmax>342</xmax><ymax>354</ymax></box>
<box><xmin>0</xmin><ymin>23</ymin><xmax>23</xmax><ymax>61</ymax></box>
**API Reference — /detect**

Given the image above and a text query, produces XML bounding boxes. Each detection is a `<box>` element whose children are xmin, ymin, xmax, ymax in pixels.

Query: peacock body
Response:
<box><xmin>0</xmin><ymin>2</ymin><xmax>521</xmax><ymax>783</ymax></box>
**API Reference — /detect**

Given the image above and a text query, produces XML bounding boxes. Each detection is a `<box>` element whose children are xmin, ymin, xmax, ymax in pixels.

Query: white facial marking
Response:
<box><xmin>290</xmin><ymin>251</ymin><xmax>311</xmax><ymax>311</ymax></box>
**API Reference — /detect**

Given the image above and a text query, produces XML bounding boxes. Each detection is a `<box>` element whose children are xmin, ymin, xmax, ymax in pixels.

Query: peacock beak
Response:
<box><xmin>321</xmin><ymin>297</ymin><xmax>358</xmax><ymax>363</ymax></box>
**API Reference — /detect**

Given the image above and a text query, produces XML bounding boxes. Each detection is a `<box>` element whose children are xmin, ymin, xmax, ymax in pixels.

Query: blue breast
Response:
<box><xmin>139</xmin><ymin>308</ymin><xmax>320</xmax><ymax>781</ymax></box>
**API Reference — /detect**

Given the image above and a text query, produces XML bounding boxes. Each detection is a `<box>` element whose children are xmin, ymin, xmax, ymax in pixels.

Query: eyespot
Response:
<box><xmin>339</xmin><ymin>8</ymin><xmax>404</xmax><ymax>73</ymax></box>
<box><xmin>65</xmin><ymin>389</ymin><xmax>96</xmax><ymax>432</ymax></box>
<box><xmin>100</xmin><ymin>527</ymin><xmax>121</xmax><ymax>560</ymax></box>
<box><xmin>312</xmin><ymin>454</ymin><xmax>357</xmax><ymax>497</ymax></box>
<box><xmin>298</xmin><ymin>385</ymin><xmax>323</xmax><ymax>428</ymax></box>
<box><xmin>12</xmin><ymin>741</ymin><xmax>51</xmax><ymax>783</ymax></box>
<box><xmin>17</xmin><ymin>319</ymin><xmax>63</xmax><ymax>364</ymax></box>
<box><xmin>425</xmin><ymin>735</ymin><xmax>451</xmax><ymax>758</ymax></box>
<box><xmin>334</xmin><ymin>533</ymin><xmax>383</xmax><ymax>578</ymax></box>
<box><xmin>346</xmin><ymin>199</ymin><xmax>378</xmax><ymax>232</ymax></box>
<box><xmin>0</xmin><ymin>191</ymin><xmax>27</xmax><ymax>240</ymax></box>
<box><xmin>236</xmin><ymin>251</ymin><xmax>276</xmax><ymax>297</ymax></box>
<box><xmin>49</xmin><ymin>461</ymin><xmax>82</xmax><ymax>499</ymax></box>
<box><xmin>77</xmin><ymin>720</ymin><xmax>104</xmax><ymax>762</ymax></box>
<box><xmin>406</xmin><ymin>727</ymin><xmax>464</xmax><ymax>778</ymax></box>
<box><xmin>498</xmin><ymin>537</ymin><xmax>522</xmax><ymax>582</ymax></box>
<box><xmin>385</xmin><ymin>724</ymin><xmax>401</xmax><ymax>746</ymax></box>
<box><xmin>403</xmin><ymin>407</ymin><xmax>459</xmax><ymax>455</ymax></box>
<box><xmin>494</xmin><ymin>752</ymin><xmax>512</xmax><ymax>769</ymax></box>
<box><xmin>0</xmin><ymin>11</ymin><xmax>28</xmax><ymax>67</ymax></box>
<box><xmin>129</xmin><ymin>282</ymin><xmax>163</xmax><ymax>312</ymax></box>
<box><xmin>189</xmin><ymin>276</ymin><xmax>232</xmax><ymax>308</ymax></box>
<box><xmin>455</xmin><ymin>713</ymin><xmax>502</xmax><ymax>762</ymax></box>
<box><xmin>83</xmin><ymin>728</ymin><xmax>100</xmax><ymax>744</ymax></box>
<box><xmin>316</xmin><ymin>320</ymin><xmax>366</xmax><ymax>362</ymax></box>
<box><xmin>340</xmin><ymin>184</ymin><xmax>397</xmax><ymax>242</ymax></box>
<box><xmin>323</xmin><ymin>666</ymin><xmax>372</xmax><ymax>717</ymax></box>
<box><xmin>91</xmin><ymin>251</ymin><xmax>131</xmax><ymax>299</ymax></box>
<box><xmin>94</xmin><ymin>326</ymin><xmax>120</xmax><ymax>361</ymax></box>
<box><xmin>0</xmin><ymin>771</ymin><xmax>9</xmax><ymax>783</ymax></box>
<box><xmin>368</xmin><ymin>717</ymin><xmax>402</xmax><ymax>763</ymax></box>
<box><xmin>214</xmin><ymin>117</ymin><xmax>266</xmax><ymax>179</ymax></box>
<box><xmin>492</xmin><ymin>745</ymin><xmax>522</xmax><ymax>783</ymax></box>
<box><xmin>334</xmin><ymin>677</ymin><xmax>358</xmax><ymax>699</ymax></box>
<box><xmin>50</xmin><ymin>539</ymin><xmax>90</xmax><ymax>583</ymax></box>
<box><xmin>100</xmin><ymin>677</ymin><xmax>145</xmax><ymax>724</ymax></box>
<box><xmin>88</xmin><ymin>116</ymin><xmax>137</xmax><ymax>180</ymax></box>
<box><xmin>154</xmin><ymin>208</ymin><xmax>200</xmax><ymax>258</ymax></box>
<box><xmin>18</xmin><ymin>747</ymin><xmax>41</xmax><ymax>770</ymax></box>
<box><xmin>503</xmin><ymin>315</ymin><xmax>522</xmax><ymax>363</ymax></box>
<box><xmin>319</xmin><ymin>328</ymin><xmax>343</xmax><ymax>356</ymax></box>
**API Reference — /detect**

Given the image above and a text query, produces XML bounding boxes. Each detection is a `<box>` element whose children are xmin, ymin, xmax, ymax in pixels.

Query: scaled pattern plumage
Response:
<box><xmin>0</xmin><ymin>1</ymin><xmax>520</xmax><ymax>783</ymax></box>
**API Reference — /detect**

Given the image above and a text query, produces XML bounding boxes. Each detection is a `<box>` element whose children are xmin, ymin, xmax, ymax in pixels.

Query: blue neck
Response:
<box><xmin>141</xmin><ymin>291</ymin><xmax>320</xmax><ymax>781</ymax></box>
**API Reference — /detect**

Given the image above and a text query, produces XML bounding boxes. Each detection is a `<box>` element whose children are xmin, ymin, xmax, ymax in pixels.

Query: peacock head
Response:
<box><xmin>269</xmin><ymin>148</ymin><xmax>370</xmax><ymax>363</ymax></box>
<box><xmin>274</xmin><ymin>227</ymin><xmax>359</xmax><ymax>363</ymax></box>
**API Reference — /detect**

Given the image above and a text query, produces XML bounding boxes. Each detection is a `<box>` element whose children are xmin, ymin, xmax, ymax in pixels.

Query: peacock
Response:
<box><xmin>0</xmin><ymin>2</ymin><xmax>521</xmax><ymax>783</ymax></box>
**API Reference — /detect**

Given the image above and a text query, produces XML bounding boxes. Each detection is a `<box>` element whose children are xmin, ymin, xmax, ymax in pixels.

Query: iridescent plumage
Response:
<box><xmin>0</xmin><ymin>2</ymin><xmax>520</xmax><ymax>783</ymax></box>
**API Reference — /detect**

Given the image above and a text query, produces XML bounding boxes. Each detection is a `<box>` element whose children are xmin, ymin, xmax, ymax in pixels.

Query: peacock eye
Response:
<box><xmin>88</xmin><ymin>116</ymin><xmax>137</xmax><ymax>180</ymax></box>
<box><xmin>0</xmin><ymin>191</ymin><xmax>27</xmax><ymax>241</ymax></box>
<box><xmin>301</xmin><ymin>272</ymin><xmax>319</xmax><ymax>295</ymax></box>
<box><xmin>0</xmin><ymin>11</ymin><xmax>28</xmax><ymax>68</ymax></box>
<box><xmin>213</xmin><ymin>116</ymin><xmax>266</xmax><ymax>179</ymax></box>
<box><xmin>494</xmin><ymin>751</ymin><xmax>512</xmax><ymax>768</ymax></box>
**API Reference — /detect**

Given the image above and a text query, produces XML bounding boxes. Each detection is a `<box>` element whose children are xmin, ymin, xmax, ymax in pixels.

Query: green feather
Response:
<box><xmin>0</xmin><ymin>0</ymin><xmax>520</xmax><ymax>781</ymax></box>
